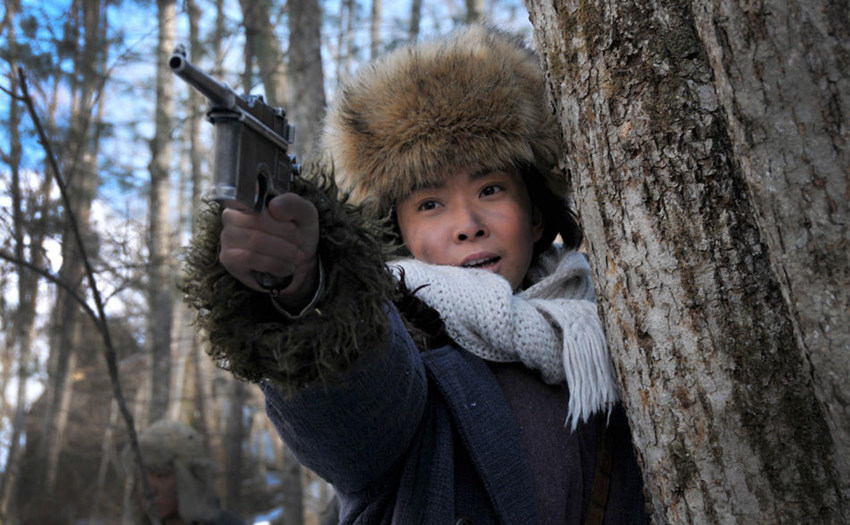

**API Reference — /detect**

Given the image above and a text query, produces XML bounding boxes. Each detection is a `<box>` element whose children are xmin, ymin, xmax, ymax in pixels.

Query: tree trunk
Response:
<box><xmin>0</xmin><ymin>5</ymin><xmax>31</xmax><ymax>519</ymax></box>
<box><xmin>187</xmin><ymin>0</ymin><xmax>206</xmax><ymax>216</ymax></box>
<box><xmin>40</xmin><ymin>0</ymin><xmax>104</xmax><ymax>494</ymax></box>
<box><xmin>148</xmin><ymin>0</ymin><xmax>177</xmax><ymax>423</ymax></box>
<box><xmin>688</xmin><ymin>0</ymin><xmax>850</xmax><ymax>500</ymax></box>
<box><xmin>370</xmin><ymin>0</ymin><xmax>382</xmax><ymax>59</ymax></box>
<box><xmin>288</xmin><ymin>0</ymin><xmax>326</xmax><ymax>159</ymax></box>
<box><xmin>524</xmin><ymin>0</ymin><xmax>847</xmax><ymax>521</ymax></box>
<box><xmin>466</xmin><ymin>0</ymin><xmax>485</xmax><ymax>23</ymax></box>
<box><xmin>89</xmin><ymin>399</ymin><xmax>118</xmax><ymax>520</ymax></box>
<box><xmin>409</xmin><ymin>0</ymin><xmax>422</xmax><ymax>40</ymax></box>
<box><xmin>239</xmin><ymin>0</ymin><xmax>288</xmax><ymax>106</ymax></box>
<box><xmin>223</xmin><ymin>379</ymin><xmax>246</xmax><ymax>513</ymax></box>
<box><xmin>280</xmin><ymin>446</ymin><xmax>305</xmax><ymax>525</ymax></box>
<box><xmin>336</xmin><ymin>0</ymin><xmax>355</xmax><ymax>82</ymax></box>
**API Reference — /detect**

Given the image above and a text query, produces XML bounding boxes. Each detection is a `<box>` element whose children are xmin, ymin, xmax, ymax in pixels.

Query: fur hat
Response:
<box><xmin>122</xmin><ymin>419</ymin><xmax>219</xmax><ymax>523</ymax></box>
<box><xmin>321</xmin><ymin>24</ymin><xmax>566</xmax><ymax>216</ymax></box>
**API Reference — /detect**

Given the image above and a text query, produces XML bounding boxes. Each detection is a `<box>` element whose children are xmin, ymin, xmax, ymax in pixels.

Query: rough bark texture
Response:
<box><xmin>689</xmin><ymin>0</ymin><xmax>850</xmax><ymax>501</ymax></box>
<box><xmin>289</xmin><ymin>0</ymin><xmax>326</xmax><ymax>160</ymax></box>
<box><xmin>524</xmin><ymin>0</ymin><xmax>846</xmax><ymax>522</ymax></box>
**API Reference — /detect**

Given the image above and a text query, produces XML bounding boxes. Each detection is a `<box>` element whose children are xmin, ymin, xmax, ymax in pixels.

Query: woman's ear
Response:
<box><xmin>532</xmin><ymin>205</ymin><xmax>545</xmax><ymax>242</ymax></box>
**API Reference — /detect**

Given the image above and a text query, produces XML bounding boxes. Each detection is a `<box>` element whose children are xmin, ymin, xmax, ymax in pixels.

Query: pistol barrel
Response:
<box><xmin>169</xmin><ymin>47</ymin><xmax>235</xmax><ymax>110</ymax></box>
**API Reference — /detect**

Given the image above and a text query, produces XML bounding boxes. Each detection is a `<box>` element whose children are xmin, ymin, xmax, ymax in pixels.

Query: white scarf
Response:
<box><xmin>391</xmin><ymin>245</ymin><xmax>619</xmax><ymax>428</ymax></box>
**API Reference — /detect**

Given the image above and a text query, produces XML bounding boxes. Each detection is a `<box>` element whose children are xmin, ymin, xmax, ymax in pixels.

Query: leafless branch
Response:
<box><xmin>0</xmin><ymin>250</ymin><xmax>99</xmax><ymax>325</ymax></box>
<box><xmin>15</xmin><ymin>67</ymin><xmax>160</xmax><ymax>525</ymax></box>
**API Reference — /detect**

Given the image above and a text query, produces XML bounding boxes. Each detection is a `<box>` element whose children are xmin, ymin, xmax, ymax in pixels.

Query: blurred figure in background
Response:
<box><xmin>123</xmin><ymin>419</ymin><xmax>242</xmax><ymax>525</ymax></box>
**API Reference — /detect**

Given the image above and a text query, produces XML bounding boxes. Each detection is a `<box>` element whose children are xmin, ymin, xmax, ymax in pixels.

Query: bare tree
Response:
<box><xmin>466</xmin><ymin>0</ymin><xmax>485</xmax><ymax>23</ymax></box>
<box><xmin>409</xmin><ymin>0</ymin><xmax>423</xmax><ymax>40</ymax></box>
<box><xmin>224</xmin><ymin>379</ymin><xmax>246</xmax><ymax>513</ymax></box>
<box><xmin>239</xmin><ymin>0</ymin><xmax>288</xmax><ymax>106</ymax></box>
<box><xmin>336</xmin><ymin>0</ymin><xmax>356</xmax><ymax>82</ymax></box>
<box><xmin>39</xmin><ymin>0</ymin><xmax>108</xmax><ymax>494</ymax></box>
<box><xmin>147</xmin><ymin>0</ymin><xmax>177</xmax><ymax>423</ymax></box>
<box><xmin>288</xmin><ymin>0</ymin><xmax>326</xmax><ymax>159</ymax></box>
<box><xmin>0</xmin><ymin>5</ymin><xmax>45</xmax><ymax>517</ymax></box>
<box><xmin>370</xmin><ymin>0</ymin><xmax>382</xmax><ymax>59</ymax></box>
<box><xmin>9</xmin><ymin>68</ymin><xmax>163</xmax><ymax>525</ymax></box>
<box><xmin>525</xmin><ymin>0</ymin><xmax>848</xmax><ymax>521</ymax></box>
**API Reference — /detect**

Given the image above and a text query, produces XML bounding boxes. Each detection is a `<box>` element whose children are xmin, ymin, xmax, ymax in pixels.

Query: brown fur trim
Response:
<box><xmin>179</xmin><ymin>161</ymin><xmax>397</xmax><ymax>394</ymax></box>
<box><xmin>322</xmin><ymin>24</ymin><xmax>568</xmax><ymax>217</ymax></box>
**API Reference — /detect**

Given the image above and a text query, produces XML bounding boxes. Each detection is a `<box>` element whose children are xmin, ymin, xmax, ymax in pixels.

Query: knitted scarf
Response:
<box><xmin>391</xmin><ymin>246</ymin><xmax>619</xmax><ymax>428</ymax></box>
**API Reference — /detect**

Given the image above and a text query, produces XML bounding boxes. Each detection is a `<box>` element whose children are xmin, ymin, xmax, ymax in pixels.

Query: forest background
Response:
<box><xmin>3</xmin><ymin>0</ymin><xmax>849</xmax><ymax>523</ymax></box>
<box><xmin>0</xmin><ymin>0</ymin><xmax>531</xmax><ymax>523</ymax></box>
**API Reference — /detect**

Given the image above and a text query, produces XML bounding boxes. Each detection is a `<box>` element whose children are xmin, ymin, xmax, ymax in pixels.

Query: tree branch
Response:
<box><xmin>15</xmin><ymin>67</ymin><xmax>161</xmax><ymax>525</ymax></box>
<box><xmin>0</xmin><ymin>250</ymin><xmax>100</xmax><ymax>326</ymax></box>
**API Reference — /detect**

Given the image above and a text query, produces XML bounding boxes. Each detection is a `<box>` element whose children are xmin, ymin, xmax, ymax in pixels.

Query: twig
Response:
<box><xmin>0</xmin><ymin>250</ymin><xmax>99</xmax><ymax>324</ymax></box>
<box><xmin>15</xmin><ymin>67</ymin><xmax>161</xmax><ymax>525</ymax></box>
<box><xmin>0</xmin><ymin>82</ymin><xmax>25</xmax><ymax>100</ymax></box>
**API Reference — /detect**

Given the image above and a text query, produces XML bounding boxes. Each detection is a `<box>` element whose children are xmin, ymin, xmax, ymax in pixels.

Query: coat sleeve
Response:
<box><xmin>261</xmin><ymin>305</ymin><xmax>428</xmax><ymax>495</ymax></box>
<box><xmin>180</xmin><ymin>166</ymin><xmax>399</xmax><ymax>394</ymax></box>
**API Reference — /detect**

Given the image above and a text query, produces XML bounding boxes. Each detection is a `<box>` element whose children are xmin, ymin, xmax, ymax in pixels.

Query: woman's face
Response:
<box><xmin>396</xmin><ymin>166</ymin><xmax>543</xmax><ymax>291</ymax></box>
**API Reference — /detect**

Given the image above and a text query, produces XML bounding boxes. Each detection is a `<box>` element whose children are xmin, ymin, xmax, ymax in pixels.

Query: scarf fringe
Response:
<box><xmin>393</xmin><ymin>246</ymin><xmax>619</xmax><ymax>429</ymax></box>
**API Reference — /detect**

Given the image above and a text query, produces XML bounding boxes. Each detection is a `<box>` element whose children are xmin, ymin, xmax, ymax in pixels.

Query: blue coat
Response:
<box><xmin>262</xmin><ymin>307</ymin><xmax>648</xmax><ymax>524</ymax></box>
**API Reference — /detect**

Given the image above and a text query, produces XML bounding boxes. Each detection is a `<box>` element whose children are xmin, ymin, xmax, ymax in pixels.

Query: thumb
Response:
<box><xmin>265</xmin><ymin>193</ymin><xmax>316</xmax><ymax>225</ymax></box>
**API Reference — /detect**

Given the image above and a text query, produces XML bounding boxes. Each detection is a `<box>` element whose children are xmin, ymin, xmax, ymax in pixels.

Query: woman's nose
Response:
<box><xmin>454</xmin><ymin>206</ymin><xmax>488</xmax><ymax>242</ymax></box>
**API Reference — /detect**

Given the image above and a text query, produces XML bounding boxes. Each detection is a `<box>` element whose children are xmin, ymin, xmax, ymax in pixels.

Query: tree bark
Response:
<box><xmin>336</xmin><ymin>0</ymin><xmax>355</xmax><ymax>82</ymax></box>
<box><xmin>370</xmin><ymin>0</ymin><xmax>382</xmax><ymax>59</ymax></box>
<box><xmin>223</xmin><ymin>379</ymin><xmax>246</xmax><ymax>513</ymax></box>
<box><xmin>239</xmin><ymin>0</ymin><xmax>288</xmax><ymax>106</ymax></box>
<box><xmin>40</xmin><ymin>0</ymin><xmax>104</xmax><ymax>494</ymax></box>
<box><xmin>466</xmin><ymin>0</ymin><xmax>485</xmax><ymax>23</ymax></box>
<box><xmin>688</xmin><ymin>0</ymin><xmax>850</xmax><ymax>500</ymax></box>
<box><xmin>147</xmin><ymin>0</ymin><xmax>177</xmax><ymax>423</ymax></box>
<box><xmin>524</xmin><ymin>0</ymin><xmax>846</xmax><ymax>521</ymax></box>
<box><xmin>279</xmin><ymin>446</ymin><xmax>305</xmax><ymax>525</ymax></box>
<box><xmin>288</xmin><ymin>0</ymin><xmax>326</xmax><ymax>159</ymax></box>
<box><xmin>409</xmin><ymin>0</ymin><xmax>422</xmax><ymax>40</ymax></box>
<box><xmin>187</xmin><ymin>0</ymin><xmax>206</xmax><ymax>216</ymax></box>
<box><xmin>0</xmin><ymin>4</ymin><xmax>36</xmax><ymax>519</ymax></box>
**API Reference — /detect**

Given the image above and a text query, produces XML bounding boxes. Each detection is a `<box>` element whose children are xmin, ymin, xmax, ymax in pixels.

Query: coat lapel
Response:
<box><xmin>424</xmin><ymin>347</ymin><xmax>540</xmax><ymax>525</ymax></box>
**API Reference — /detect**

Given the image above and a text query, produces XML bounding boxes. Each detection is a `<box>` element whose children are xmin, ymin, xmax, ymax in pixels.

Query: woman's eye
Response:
<box><xmin>481</xmin><ymin>184</ymin><xmax>502</xmax><ymax>197</ymax></box>
<box><xmin>418</xmin><ymin>200</ymin><xmax>440</xmax><ymax>211</ymax></box>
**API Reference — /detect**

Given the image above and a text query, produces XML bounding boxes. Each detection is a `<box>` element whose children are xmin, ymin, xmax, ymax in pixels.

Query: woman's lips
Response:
<box><xmin>461</xmin><ymin>253</ymin><xmax>501</xmax><ymax>269</ymax></box>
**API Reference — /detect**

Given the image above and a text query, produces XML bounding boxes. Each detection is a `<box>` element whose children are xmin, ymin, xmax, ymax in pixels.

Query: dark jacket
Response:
<box><xmin>181</xmin><ymin>177</ymin><xmax>648</xmax><ymax>524</ymax></box>
<box><xmin>262</xmin><ymin>307</ymin><xmax>648</xmax><ymax>524</ymax></box>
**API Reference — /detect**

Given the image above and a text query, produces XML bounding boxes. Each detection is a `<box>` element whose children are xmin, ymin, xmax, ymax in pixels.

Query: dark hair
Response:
<box><xmin>517</xmin><ymin>161</ymin><xmax>583</xmax><ymax>257</ymax></box>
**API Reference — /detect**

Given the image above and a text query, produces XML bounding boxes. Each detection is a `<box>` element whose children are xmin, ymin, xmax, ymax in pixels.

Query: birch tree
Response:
<box><xmin>147</xmin><ymin>0</ymin><xmax>177</xmax><ymax>423</ymax></box>
<box><xmin>524</xmin><ymin>0</ymin><xmax>849</xmax><ymax>521</ymax></box>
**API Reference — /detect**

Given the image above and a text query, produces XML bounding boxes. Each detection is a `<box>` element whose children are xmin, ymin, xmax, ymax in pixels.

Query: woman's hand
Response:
<box><xmin>219</xmin><ymin>193</ymin><xmax>320</xmax><ymax>312</ymax></box>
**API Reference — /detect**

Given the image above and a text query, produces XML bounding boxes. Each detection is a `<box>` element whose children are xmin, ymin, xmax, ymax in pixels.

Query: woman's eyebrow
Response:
<box><xmin>469</xmin><ymin>167</ymin><xmax>505</xmax><ymax>180</ymax></box>
<box><xmin>412</xmin><ymin>180</ymin><xmax>446</xmax><ymax>192</ymax></box>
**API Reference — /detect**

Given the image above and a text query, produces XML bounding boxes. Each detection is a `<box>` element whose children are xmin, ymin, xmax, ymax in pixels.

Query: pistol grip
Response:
<box><xmin>252</xmin><ymin>270</ymin><xmax>293</xmax><ymax>291</ymax></box>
